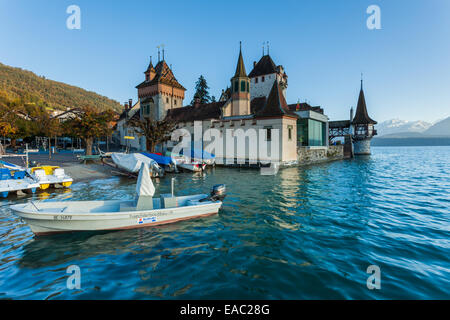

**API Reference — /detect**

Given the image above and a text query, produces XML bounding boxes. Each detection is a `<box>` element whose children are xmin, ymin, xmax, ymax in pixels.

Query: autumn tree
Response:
<box><xmin>19</xmin><ymin>104</ymin><xmax>63</xmax><ymax>158</ymax></box>
<box><xmin>128</xmin><ymin>117</ymin><xmax>176</xmax><ymax>153</ymax></box>
<box><xmin>0</xmin><ymin>120</ymin><xmax>16</xmax><ymax>154</ymax></box>
<box><xmin>64</xmin><ymin>106</ymin><xmax>116</xmax><ymax>156</ymax></box>
<box><xmin>0</xmin><ymin>104</ymin><xmax>23</xmax><ymax>152</ymax></box>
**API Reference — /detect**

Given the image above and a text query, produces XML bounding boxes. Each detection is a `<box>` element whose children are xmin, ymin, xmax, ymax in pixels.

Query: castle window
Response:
<box><xmin>174</xmin><ymin>99</ymin><xmax>177</xmax><ymax>105</ymax></box>
<box><xmin>255</xmin><ymin>77</ymin><xmax>258</xmax><ymax>84</ymax></box>
<box><xmin>288</xmin><ymin>125</ymin><xmax>293</xmax><ymax>140</ymax></box>
<box><xmin>262</xmin><ymin>76</ymin><xmax>265</xmax><ymax>82</ymax></box>
<box><xmin>241</xmin><ymin>80</ymin><xmax>246</xmax><ymax>92</ymax></box>
<box><xmin>234</xmin><ymin>80</ymin><xmax>238</xmax><ymax>92</ymax></box>
<box><xmin>247</xmin><ymin>81</ymin><xmax>249</xmax><ymax>92</ymax></box>
<box><xmin>264</xmin><ymin>126</ymin><xmax>272</xmax><ymax>141</ymax></box>
<box><xmin>166</xmin><ymin>97</ymin><xmax>169</xmax><ymax>103</ymax></box>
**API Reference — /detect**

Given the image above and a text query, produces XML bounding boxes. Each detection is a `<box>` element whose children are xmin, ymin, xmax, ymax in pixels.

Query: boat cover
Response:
<box><xmin>136</xmin><ymin>163</ymin><xmax>155</xmax><ymax>197</ymax></box>
<box><xmin>111</xmin><ymin>153</ymin><xmax>159</xmax><ymax>173</ymax></box>
<box><xmin>141</xmin><ymin>152</ymin><xmax>175</xmax><ymax>166</ymax></box>
<box><xmin>178</xmin><ymin>148</ymin><xmax>215</xmax><ymax>160</ymax></box>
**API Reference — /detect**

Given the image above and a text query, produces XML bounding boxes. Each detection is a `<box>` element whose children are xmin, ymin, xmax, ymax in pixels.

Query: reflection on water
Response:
<box><xmin>0</xmin><ymin>147</ymin><xmax>449</xmax><ymax>299</ymax></box>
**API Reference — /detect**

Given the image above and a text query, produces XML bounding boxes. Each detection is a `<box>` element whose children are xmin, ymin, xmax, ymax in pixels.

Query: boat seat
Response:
<box><xmin>119</xmin><ymin>201</ymin><xmax>138</xmax><ymax>212</ymax></box>
<box><xmin>160</xmin><ymin>194</ymin><xmax>177</xmax><ymax>209</ymax></box>
<box><xmin>136</xmin><ymin>196</ymin><xmax>154</xmax><ymax>211</ymax></box>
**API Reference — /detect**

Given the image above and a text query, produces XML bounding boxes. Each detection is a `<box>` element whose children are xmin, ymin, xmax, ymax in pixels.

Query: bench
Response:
<box><xmin>77</xmin><ymin>154</ymin><xmax>102</xmax><ymax>164</ymax></box>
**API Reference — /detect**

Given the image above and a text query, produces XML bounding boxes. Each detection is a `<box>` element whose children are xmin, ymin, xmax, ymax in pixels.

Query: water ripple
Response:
<box><xmin>0</xmin><ymin>146</ymin><xmax>449</xmax><ymax>299</ymax></box>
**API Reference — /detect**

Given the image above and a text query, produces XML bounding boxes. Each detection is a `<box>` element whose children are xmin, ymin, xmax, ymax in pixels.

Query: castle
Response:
<box><xmin>116</xmin><ymin>43</ymin><xmax>376</xmax><ymax>163</ymax></box>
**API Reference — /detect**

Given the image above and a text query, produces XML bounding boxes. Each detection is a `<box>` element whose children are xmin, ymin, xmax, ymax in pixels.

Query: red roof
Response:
<box><xmin>136</xmin><ymin>60</ymin><xmax>186</xmax><ymax>91</ymax></box>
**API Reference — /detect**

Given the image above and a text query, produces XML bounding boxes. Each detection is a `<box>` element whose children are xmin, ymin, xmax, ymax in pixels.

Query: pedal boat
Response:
<box><xmin>10</xmin><ymin>163</ymin><xmax>225</xmax><ymax>236</ymax></box>
<box><xmin>28</xmin><ymin>166</ymin><xmax>73</xmax><ymax>190</ymax></box>
<box><xmin>0</xmin><ymin>167</ymin><xmax>40</xmax><ymax>198</ymax></box>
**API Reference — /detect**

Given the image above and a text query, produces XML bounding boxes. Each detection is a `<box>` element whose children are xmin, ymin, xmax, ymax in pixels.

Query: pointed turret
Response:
<box><xmin>146</xmin><ymin>56</ymin><xmax>154</xmax><ymax>72</ymax></box>
<box><xmin>233</xmin><ymin>42</ymin><xmax>247</xmax><ymax>78</ymax></box>
<box><xmin>352</xmin><ymin>80</ymin><xmax>377</xmax><ymax>125</ymax></box>
<box><xmin>351</xmin><ymin>79</ymin><xmax>377</xmax><ymax>155</ymax></box>
<box><xmin>257</xmin><ymin>81</ymin><xmax>297</xmax><ymax>118</ymax></box>
<box><xmin>230</xmin><ymin>42</ymin><xmax>251</xmax><ymax>116</ymax></box>
<box><xmin>144</xmin><ymin>57</ymin><xmax>156</xmax><ymax>82</ymax></box>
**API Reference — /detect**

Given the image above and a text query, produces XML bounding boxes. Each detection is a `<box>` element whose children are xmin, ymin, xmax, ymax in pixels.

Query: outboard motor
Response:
<box><xmin>210</xmin><ymin>184</ymin><xmax>226</xmax><ymax>201</ymax></box>
<box><xmin>200</xmin><ymin>184</ymin><xmax>226</xmax><ymax>202</ymax></box>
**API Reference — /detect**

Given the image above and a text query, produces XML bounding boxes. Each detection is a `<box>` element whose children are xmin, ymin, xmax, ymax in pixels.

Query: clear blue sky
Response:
<box><xmin>1</xmin><ymin>0</ymin><xmax>449</xmax><ymax>123</ymax></box>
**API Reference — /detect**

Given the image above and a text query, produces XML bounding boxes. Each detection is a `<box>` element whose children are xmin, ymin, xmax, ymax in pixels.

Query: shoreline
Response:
<box><xmin>60</xmin><ymin>163</ymin><xmax>117</xmax><ymax>183</ymax></box>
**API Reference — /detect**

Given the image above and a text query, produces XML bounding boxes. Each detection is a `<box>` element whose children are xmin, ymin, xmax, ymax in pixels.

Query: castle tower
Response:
<box><xmin>352</xmin><ymin>80</ymin><xmax>377</xmax><ymax>155</ymax></box>
<box><xmin>248</xmin><ymin>52</ymin><xmax>288</xmax><ymax>100</ymax></box>
<box><xmin>230</xmin><ymin>42</ymin><xmax>251</xmax><ymax>116</ymax></box>
<box><xmin>136</xmin><ymin>56</ymin><xmax>186</xmax><ymax>121</ymax></box>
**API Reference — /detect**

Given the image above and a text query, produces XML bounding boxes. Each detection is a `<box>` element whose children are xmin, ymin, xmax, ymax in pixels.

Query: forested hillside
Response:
<box><xmin>0</xmin><ymin>62</ymin><xmax>122</xmax><ymax>112</ymax></box>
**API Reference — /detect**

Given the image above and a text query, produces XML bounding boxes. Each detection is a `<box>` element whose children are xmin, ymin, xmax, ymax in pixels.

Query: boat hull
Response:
<box><xmin>10</xmin><ymin>197</ymin><xmax>222</xmax><ymax>235</ymax></box>
<box><xmin>178</xmin><ymin>163</ymin><xmax>206</xmax><ymax>172</ymax></box>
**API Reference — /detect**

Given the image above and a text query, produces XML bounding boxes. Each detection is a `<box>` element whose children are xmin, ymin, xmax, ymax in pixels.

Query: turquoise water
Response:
<box><xmin>0</xmin><ymin>146</ymin><xmax>449</xmax><ymax>299</ymax></box>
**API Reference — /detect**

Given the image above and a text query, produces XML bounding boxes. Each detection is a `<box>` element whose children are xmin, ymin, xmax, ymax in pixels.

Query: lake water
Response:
<box><xmin>0</xmin><ymin>146</ymin><xmax>449</xmax><ymax>299</ymax></box>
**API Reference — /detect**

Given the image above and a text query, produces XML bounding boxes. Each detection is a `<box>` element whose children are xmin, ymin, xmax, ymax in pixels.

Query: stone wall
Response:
<box><xmin>353</xmin><ymin>139</ymin><xmax>372</xmax><ymax>155</ymax></box>
<box><xmin>296</xmin><ymin>145</ymin><xmax>344</xmax><ymax>165</ymax></box>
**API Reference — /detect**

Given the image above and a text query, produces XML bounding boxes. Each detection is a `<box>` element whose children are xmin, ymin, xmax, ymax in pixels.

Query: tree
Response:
<box><xmin>128</xmin><ymin>117</ymin><xmax>176</xmax><ymax>153</ymax></box>
<box><xmin>0</xmin><ymin>104</ymin><xmax>24</xmax><ymax>152</ymax></box>
<box><xmin>0</xmin><ymin>121</ymin><xmax>16</xmax><ymax>155</ymax></box>
<box><xmin>20</xmin><ymin>104</ymin><xmax>63</xmax><ymax>159</ymax></box>
<box><xmin>64</xmin><ymin>107</ymin><xmax>116</xmax><ymax>156</ymax></box>
<box><xmin>190</xmin><ymin>75</ymin><xmax>211</xmax><ymax>105</ymax></box>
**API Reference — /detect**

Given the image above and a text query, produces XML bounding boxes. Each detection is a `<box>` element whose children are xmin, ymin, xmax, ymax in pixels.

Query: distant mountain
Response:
<box><xmin>376</xmin><ymin>119</ymin><xmax>432</xmax><ymax>136</ymax></box>
<box><xmin>0</xmin><ymin>62</ymin><xmax>122</xmax><ymax>112</ymax></box>
<box><xmin>373</xmin><ymin>117</ymin><xmax>450</xmax><ymax>146</ymax></box>
<box><xmin>423</xmin><ymin>117</ymin><xmax>450</xmax><ymax>136</ymax></box>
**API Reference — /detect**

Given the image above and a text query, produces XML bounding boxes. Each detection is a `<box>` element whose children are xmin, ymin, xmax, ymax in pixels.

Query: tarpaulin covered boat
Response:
<box><xmin>141</xmin><ymin>152</ymin><xmax>177</xmax><ymax>172</ymax></box>
<box><xmin>111</xmin><ymin>152</ymin><xmax>164</xmax><ymax>176</ymax></box>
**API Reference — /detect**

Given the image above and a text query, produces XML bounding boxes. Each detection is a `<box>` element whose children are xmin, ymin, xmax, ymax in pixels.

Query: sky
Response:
<box><xmin>0</xmin><ymin>0</ymin><xmax>449</xmax><ymax>123</ymax></box>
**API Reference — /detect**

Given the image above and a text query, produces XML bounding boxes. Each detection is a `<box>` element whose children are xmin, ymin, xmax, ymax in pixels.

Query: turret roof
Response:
<box><xmin>352</xmin><ymin>81</ymin><xmax>377</xmax><ymax>125</ymax></box>
<box><xmin>256</xmin><ymin>81</ymin><xmax>298</xmax><ymax>118</ymax></box>
<box><xmin>233</xmin><ymin>44</ymin><xmax>248</xmax><ymax>78</ymax></box>
<box><xmin>248</xmin><ymin>55</ymin><xmax>278</xmax><ymax>78</ymax></box>
<box><xmin>136</xmin><ymin>60</ymin><xmax>186</xmax><ymax>90</ymax></box>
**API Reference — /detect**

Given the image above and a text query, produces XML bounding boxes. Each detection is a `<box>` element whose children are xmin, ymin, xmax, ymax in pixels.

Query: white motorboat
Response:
<box><xmin>10</xmin><ymin>163</ymin><xmax>226</xmax><ymax>235</ymax></box>
<box><xmin>178</xmin><ymin>162</ymin><xmax>206</xmax><ymax>172</ymax></box>
<box><xmin>111</xmin><ymin>153</ymin><xmax>164</xmax><ymax>177</ymax></box>
<box><xmin>163</xmin><ymin>151</ymin><xmax>206</xmax><ymax>172</ymax></box>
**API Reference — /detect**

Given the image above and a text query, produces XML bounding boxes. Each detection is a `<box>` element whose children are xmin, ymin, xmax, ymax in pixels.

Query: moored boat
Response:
<box><xmin>141</xmin><ymin>152</ymin><xmax>178</xmax><ymax>173</ymax></box>
<box><xmin>10</xmin><ymin>163</ymin><xmax>226</xmax><ymax>235</ymax></box>
<box><xmin>28</xmin><ymin>166</ymin><xmax>73</xmax><ymax>190</ymax></box>
<box><xmin>178</xmin><ymin>162</ymin><xmax>206</xmax><ymax>172</ymax></box>
<box><xmin>164</xmin><ymin>150</ymin><xmax>208</xmax><ymax>172</ymax></box>
<box><xmin>110</xmin><ymin>152</ymin><xmax>164</xmax><ymax>177</ymax></box>
<box><xmin>0</xmin><ymin>167</ymin><xmax>39</xmax><ymax>198</ymax></box>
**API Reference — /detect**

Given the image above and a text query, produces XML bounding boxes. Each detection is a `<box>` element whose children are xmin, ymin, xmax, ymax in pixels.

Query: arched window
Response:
<box><xmin>241</xmin><ymin>80</ymin><xmax>246</xmax><ymax>92</ymax></box>
<box><xmin>234</xmin><ymin>80</ymin><xmax>239</xmax><ymax>92</ymax></box>
<box><xmin>246</xmin><ymin>81</ymin><xmax>249</xmax><ymax>92</ymax></box>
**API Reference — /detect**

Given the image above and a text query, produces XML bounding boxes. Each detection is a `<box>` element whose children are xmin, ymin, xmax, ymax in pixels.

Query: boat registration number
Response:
<box><xmin>53</xmin><ymin>215</ymin><xmax>72</xmax><ymax>221</ymax></box>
